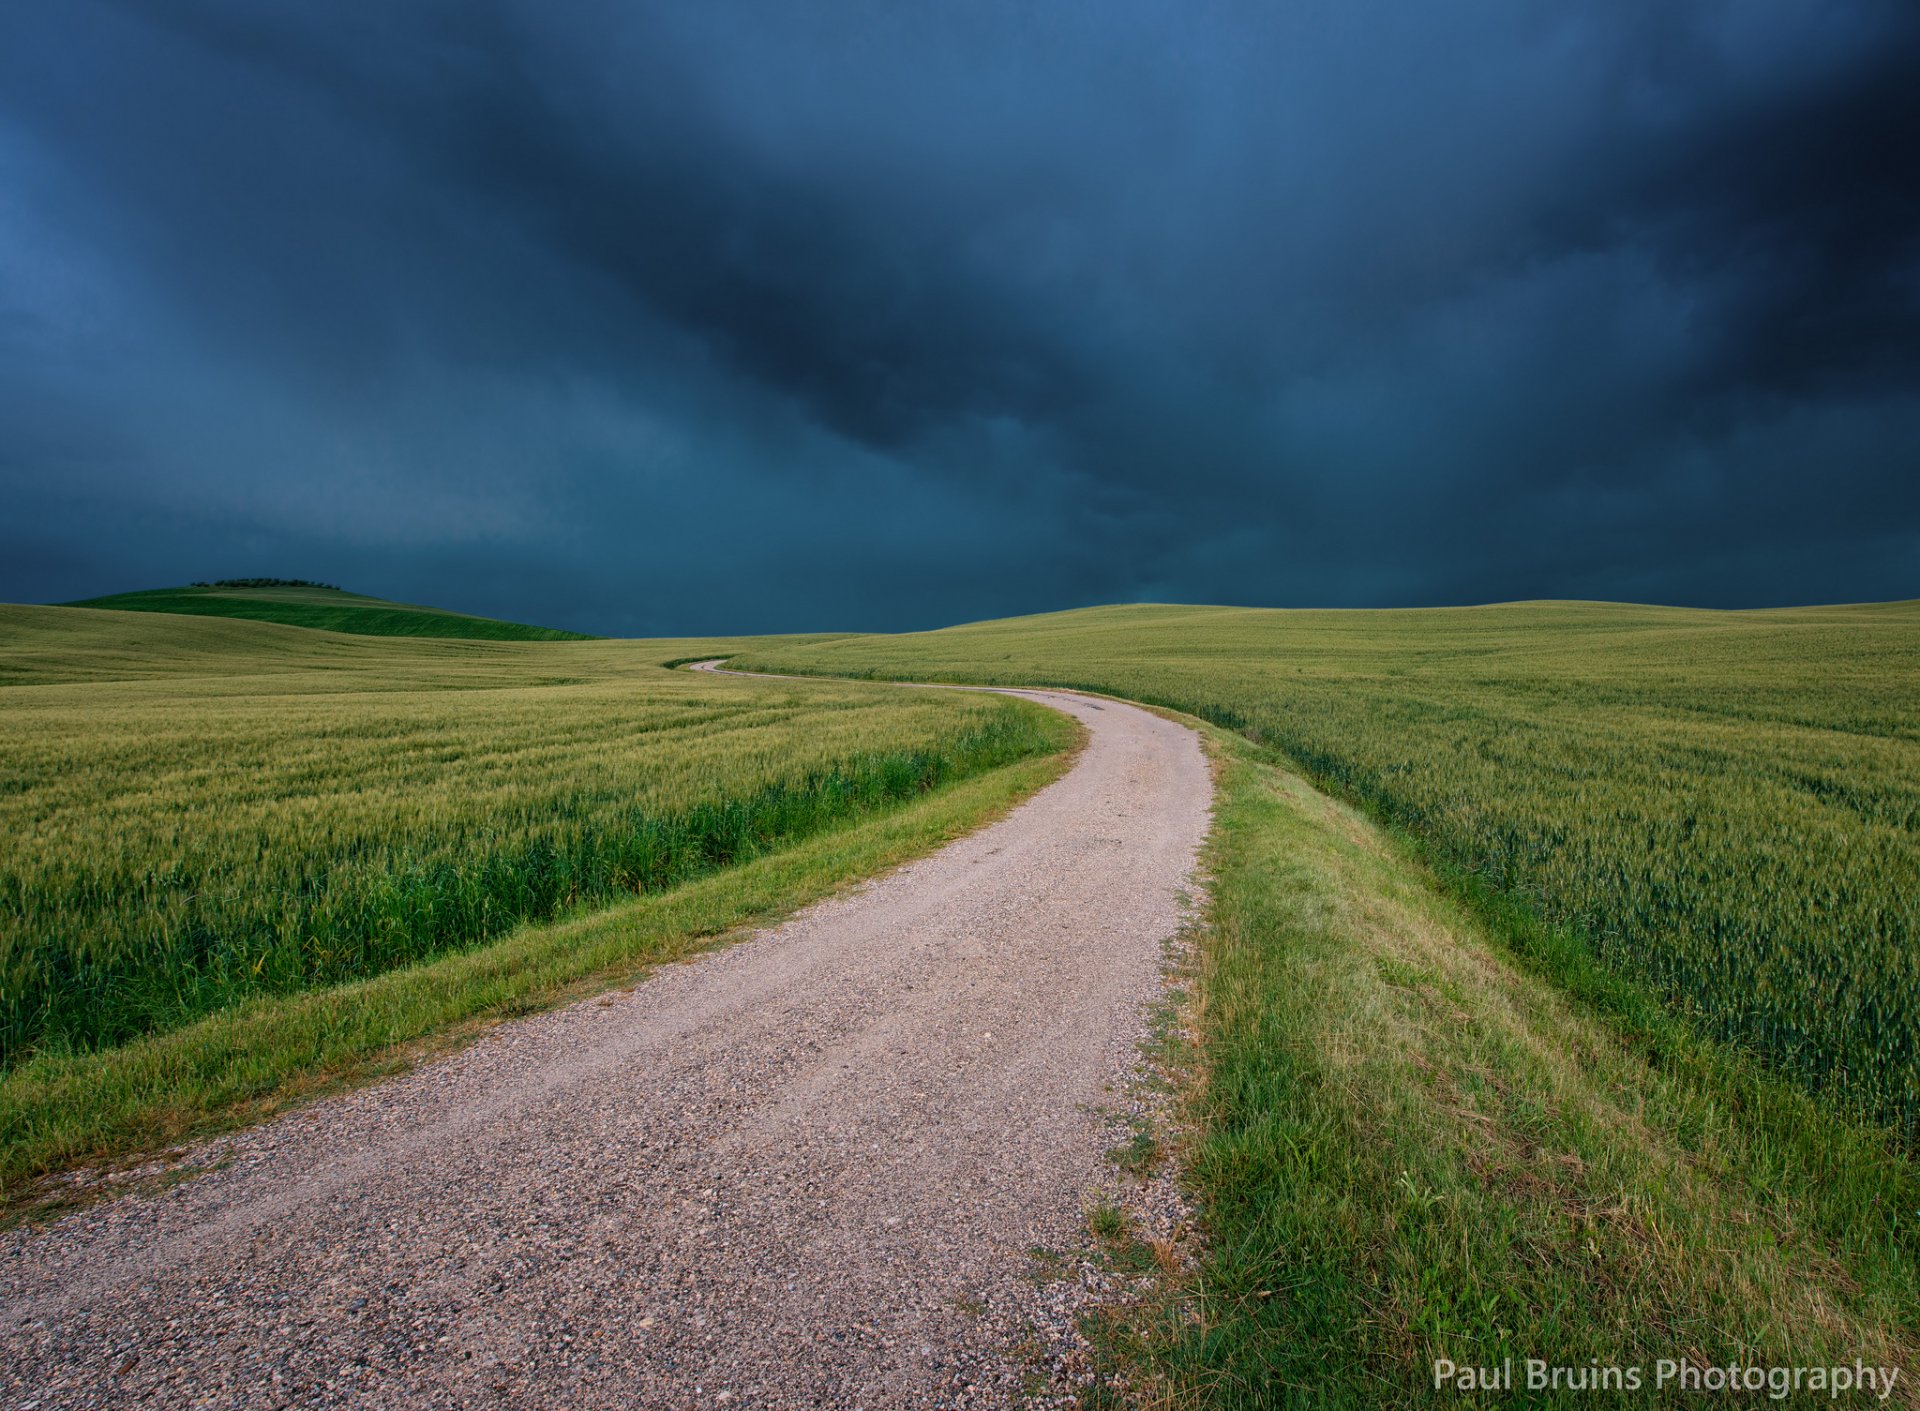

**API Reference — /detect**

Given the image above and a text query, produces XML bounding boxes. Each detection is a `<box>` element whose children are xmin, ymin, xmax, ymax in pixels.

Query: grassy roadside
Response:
<box><xmin>1111</xmin><ymin>727</ymin><xmax>1917</xmax><ymax>1407</ymax></box>
<box><xmin>0</xmin><ymin>742</ymin><xmax>1075</xmax><ymax>1221</ymax></box>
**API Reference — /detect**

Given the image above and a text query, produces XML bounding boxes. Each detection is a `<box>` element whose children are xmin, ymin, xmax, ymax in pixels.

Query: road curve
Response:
<box><xmin>1</xmin><ymin>676</ymin><xmax>1211</xmax><ymax>1409</ymax></box>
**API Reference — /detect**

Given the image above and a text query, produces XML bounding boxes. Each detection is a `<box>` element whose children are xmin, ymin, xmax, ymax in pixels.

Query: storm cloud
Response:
<box><xmin>2</xmin><ymin>0</ymin><xmax>1916</xmax><ymax>632</ymax></box>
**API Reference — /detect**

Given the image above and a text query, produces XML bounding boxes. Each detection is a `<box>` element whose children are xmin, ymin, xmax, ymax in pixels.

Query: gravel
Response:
<box><xmin>0</xmin><ymin>686</ymin><xmax>1212</xmax><ymax>1409</ymax></box>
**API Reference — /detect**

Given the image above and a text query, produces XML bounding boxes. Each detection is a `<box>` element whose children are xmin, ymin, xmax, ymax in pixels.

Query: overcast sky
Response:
<box><xmin>3</xmin><ymin>1</ymin><xmax>1916</xmax><ymax>634</ymax></box>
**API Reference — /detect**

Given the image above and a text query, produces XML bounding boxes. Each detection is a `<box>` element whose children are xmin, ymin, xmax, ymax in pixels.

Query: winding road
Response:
<box><xmin>1</xmin><ymin>675</ymin><xmax>1211</xmax><ymax>1409</ymax></box>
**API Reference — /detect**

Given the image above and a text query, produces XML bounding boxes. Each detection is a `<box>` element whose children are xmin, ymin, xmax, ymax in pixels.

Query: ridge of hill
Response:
<box><xmin>65</xmin><ymin>582</ymin><xmax>596</xmax><ymax>640</ymax></box>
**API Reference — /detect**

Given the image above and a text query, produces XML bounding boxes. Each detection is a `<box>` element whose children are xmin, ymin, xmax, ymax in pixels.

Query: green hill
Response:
<box><xmin>65</xmin><ymin>581</ymin><xmax>596</xmax><ymax>640</ymax></box>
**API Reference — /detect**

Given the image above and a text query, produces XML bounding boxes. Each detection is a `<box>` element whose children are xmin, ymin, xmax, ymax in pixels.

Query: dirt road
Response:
<box><xmin>0</xmin><ymin>680</ymin><xmax>1211</xmax><ymax>1409</ymax></box>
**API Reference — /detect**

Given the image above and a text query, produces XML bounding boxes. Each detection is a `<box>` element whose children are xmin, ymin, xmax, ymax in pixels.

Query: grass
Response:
<box><xmin>0</xmin><ymin>745</ymin><xmax>1070</xmax><ymax>1213</ymax></box>
<box><xmin>65</xmin><ymin>581</ymin><xmax>597</xmax><ymax>640</ymax></box>
<box><xmin>0</xmin><ymin>605</ymin><xmax>1073</xmax><ymax>1193</ymax></box>
<box><xmin>732</xmin><ymin>599</ymin><xmax>1920</xmax><ymax>1145</ymax></box>
<box><xmin>1147</xmin><ymin>729</ymin><xmax>1917</xmax><ymax>1405</ymax></box>
<box><xmin>734</xmin><ymin>601</ymin><xmax>1920</xmax><ymax>1404</ymax></box>
<box><xmin>13</xmin><ymin>590</ymin><xmax>1915</xmax><ymax>1396</ymax></box>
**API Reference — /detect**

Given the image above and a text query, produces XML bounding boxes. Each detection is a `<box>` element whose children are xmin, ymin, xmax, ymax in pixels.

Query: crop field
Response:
<box><xmin>0</xmin><ymin>606</ymin><xmax>1067</xmax><ymax>1071</ymax></box>
<box><xmin>735</xmin><ymin>600</ymin><xmax>1920</xmax><ymax>1143</ymax></box>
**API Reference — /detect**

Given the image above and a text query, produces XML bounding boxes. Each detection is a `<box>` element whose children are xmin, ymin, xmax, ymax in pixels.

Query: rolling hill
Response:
<box><xmin>65</xmin><ymin>580</ymin><xmax>596</xmax><ymax>640</ymax></box>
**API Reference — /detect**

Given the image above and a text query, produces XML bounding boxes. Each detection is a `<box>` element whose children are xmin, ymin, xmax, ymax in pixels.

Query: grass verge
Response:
<box><xmin>1119</xmin><ymin>726</ymin><xmax>1918</xmax><ymax>1406</ymax></box>
<box><xmin>0</xmin><ymin>744</ymin><xmax>1074</xmax><ymax>1221</ymax></box>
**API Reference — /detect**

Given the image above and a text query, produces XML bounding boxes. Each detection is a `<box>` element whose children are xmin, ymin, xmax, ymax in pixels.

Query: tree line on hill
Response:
<box><xmin>188</xmin><ymin>578</ymin><xmax>341</xmax><ymax>591</ymax></box>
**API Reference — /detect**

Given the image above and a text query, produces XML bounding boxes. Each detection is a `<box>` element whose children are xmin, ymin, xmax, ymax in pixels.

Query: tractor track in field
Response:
<box><xmin>1</xmin><ymin>667</ymin><xmax>1212</xmax><ymax>1409</ymax></box>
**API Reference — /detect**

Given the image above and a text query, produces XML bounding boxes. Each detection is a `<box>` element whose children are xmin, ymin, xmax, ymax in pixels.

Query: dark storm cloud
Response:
<box><xmin>1533</xmin><ymin>12</ymin><xmax>1920</xmax><ymax>404</ymax></box>
<box><xmin>2</xmin><ymin>0</ymin><xmax>1915</xmax><ymax>632</ymax></box>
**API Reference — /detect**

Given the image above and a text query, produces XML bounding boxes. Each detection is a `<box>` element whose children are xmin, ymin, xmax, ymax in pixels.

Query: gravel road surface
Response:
<box><xmin>1</xmin><ymin>680</ymin><xmax>1211</xmax><ymax>1409</ymax></box>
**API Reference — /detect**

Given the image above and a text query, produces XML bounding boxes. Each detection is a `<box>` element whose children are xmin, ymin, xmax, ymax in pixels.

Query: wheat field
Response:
<box><xmin>0</xmin><ymin>606</ymin><xmax>1065</xmax><ymax>1067</ymax></box>
<box><xmin>736</xmin><ymin>599</ymin><xmax>1920</xmax><ymax>1141</ymax></box>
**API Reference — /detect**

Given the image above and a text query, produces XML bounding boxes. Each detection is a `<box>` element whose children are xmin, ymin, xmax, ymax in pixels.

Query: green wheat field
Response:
<box><xmin>6</xmin><ymin>584</ymin><xmax>1918</xmax><ymax>1403</ymax></box>
<box><xmin>740</xmin><ymin>600</ymin><xmax>1920</xmax><ymax>1142</ymax></box>
<box><xmin>0</xmin><ymin>600</ymin><xmax>1067</xmax><ymax>1144</ymax></box>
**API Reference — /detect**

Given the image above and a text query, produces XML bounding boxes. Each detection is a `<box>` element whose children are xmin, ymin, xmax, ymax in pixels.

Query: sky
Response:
<box><xmin>2</xmin><ymin>1</ymin><xmax>1916</xmax><ymax>635</ymax></box>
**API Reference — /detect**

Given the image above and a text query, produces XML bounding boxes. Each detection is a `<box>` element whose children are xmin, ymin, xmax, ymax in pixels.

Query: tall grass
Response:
<box><xmin>0</xmin><ymin>607</ymin><xmax>1066</xmax><ymax>1068</ymax></box>
<box><xmin>1116</xmin><ymin>733</ymin><xmax>1918</xmax><ymax>1405</ymax></box>
<box><xmin>0</xmin><ymin>751</ymin><xmax>1073</xmax><ymax>1207</ymax></box>
<box><xmin>733</xmin><ymin>599</ymin><xmax>1920</xmax><ymax>1143</ymax></box>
